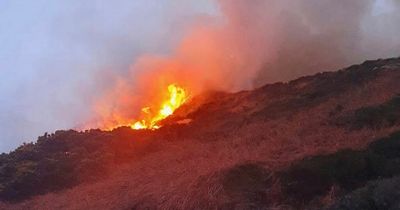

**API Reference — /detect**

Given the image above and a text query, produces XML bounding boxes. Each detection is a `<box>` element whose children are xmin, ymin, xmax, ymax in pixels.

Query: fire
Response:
<box><xmin>131</xmin><ymin>84</ymin><xmax>188</xmax><ymax>130</ymax></box>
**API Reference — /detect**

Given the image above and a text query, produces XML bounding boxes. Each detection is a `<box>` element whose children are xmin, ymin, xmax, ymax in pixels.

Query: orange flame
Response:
<box><xmin>131</xmin><ymin>84</ymin><xmax>188</xmax><ymax>130</ymax></box>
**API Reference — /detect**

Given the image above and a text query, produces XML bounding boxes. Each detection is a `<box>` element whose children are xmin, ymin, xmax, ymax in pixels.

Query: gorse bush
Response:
<box><xmin>350</xmin><ymin>95</ymin><xmax>400</xmax><ymax>129</ymax></box>
<box><xmin>329</xmin><ymin>176</ymin><xmax>400</xmax><ymax>210</ymax></box>
<box><xmin>279</xmin><ymin>131</ymin><xmax>400</xmax><ymax>207</ymax></box>
<box><xmin>0</xmin><ymin>128</ymin><xmax>151</xmax><ymax>202</ymax></box>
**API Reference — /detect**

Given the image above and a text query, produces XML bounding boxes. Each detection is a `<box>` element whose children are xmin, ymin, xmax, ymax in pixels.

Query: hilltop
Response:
<box><xmin>1</xmin><ymin>57</ymin><xmax>400</xmax><ymax>209</ymax></box>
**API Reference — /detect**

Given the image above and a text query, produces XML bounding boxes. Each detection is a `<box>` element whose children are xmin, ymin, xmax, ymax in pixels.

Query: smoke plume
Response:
<box><xmin>89</xmin><ymin>0</ymin><xmax>400</xmax><ymax>129</ymax></box>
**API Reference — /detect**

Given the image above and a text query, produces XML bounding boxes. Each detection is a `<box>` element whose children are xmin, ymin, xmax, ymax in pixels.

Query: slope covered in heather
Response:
<box><xmin>1</xmin><ymin>57</ymin><xmax>400</xmax><ymax>209</ymax></box>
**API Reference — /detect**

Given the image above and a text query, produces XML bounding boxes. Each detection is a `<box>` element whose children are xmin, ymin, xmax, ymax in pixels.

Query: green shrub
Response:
<box><xmin>351</xmin><ymin>95</ymin><xmax>400</xmax><ymax>129</ymax></box>
<box><xmin>0</xmin><ymin>128</ymin><xmax>144</xmax><ymax>202</ymax></box>
<box><xmin>280</xmin><ymin>131</ymin><xmax>400</xmax><ymax>206</ymax></box>
<box><xmin>329</xmin><ymin>176</ymin><xmax>400</xmax><ymax>210</ymax></box>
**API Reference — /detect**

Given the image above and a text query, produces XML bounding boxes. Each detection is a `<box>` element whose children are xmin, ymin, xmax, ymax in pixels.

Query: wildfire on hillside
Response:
<box><xmin>93</xmin><ymin>83</ymin><xmax>189</xmax><ymax>131</ymax></box>
<box><xmin>131</xmin><ymin>84</ymin><xmax>188</xmax><ymax>130</ymax></box>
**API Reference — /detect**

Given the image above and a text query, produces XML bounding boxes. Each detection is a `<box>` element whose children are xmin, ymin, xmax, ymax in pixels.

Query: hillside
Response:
<box><xmin>1</xmin><ymin>57</ymin><xmax>400</xmax><ymax>210</ymax></box>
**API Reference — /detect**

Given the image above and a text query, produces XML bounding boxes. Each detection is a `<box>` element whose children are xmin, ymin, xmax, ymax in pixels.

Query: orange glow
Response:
<box><xmin>130</xmin><ymin>84</ymin><xmax>188</xmax><ymax>130</ymax></box>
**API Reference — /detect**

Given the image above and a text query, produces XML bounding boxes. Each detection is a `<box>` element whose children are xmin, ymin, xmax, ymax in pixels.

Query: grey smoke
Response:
<box><xmin>215</xmin><ymin>0</ymin><xmax>400</xmax><ymax>86</ymax></box>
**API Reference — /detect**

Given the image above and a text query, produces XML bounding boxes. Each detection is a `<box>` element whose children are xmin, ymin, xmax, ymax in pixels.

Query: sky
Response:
<box><xmin>0</xmin><ymin>0</ymin><xmax>217</xmax><ymax>152</ymax></box>
<box><xmin>0</xmin><ymin>0</ymin><xmax>399</xmax><ymax>152</ymax></box>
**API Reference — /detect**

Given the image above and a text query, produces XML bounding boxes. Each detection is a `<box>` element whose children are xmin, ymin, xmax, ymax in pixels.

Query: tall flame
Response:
<box><xmin>131</xmin><ymin>84</ymin><xmax>188</xmax><ymax>130</ymax></box>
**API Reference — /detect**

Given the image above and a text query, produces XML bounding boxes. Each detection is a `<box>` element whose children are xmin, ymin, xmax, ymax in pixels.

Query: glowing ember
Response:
<box><xmin>131</xmin><ymin>84</ymin><xmax>188</xmax><ymax>130</ymax></box>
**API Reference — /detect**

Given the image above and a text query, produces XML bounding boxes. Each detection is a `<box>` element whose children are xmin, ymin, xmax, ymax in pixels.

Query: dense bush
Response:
<box><xmin>344</xmin><ymin>95</ymin><xmax>400</xmax><ymax>129</ymax></box>
<box><xmin>279</xmin><ymin>131</ymin><xmax>400</xmax><ymax>207</ymax></box>
<box><xmin>0</xmin><ymin>128</ymin><xmax>151</xmax><ymax>202</ymax></box>
<box><xmin>329</xmin><ymin>176</ymin><xmax>400</xmax><ymax>210</ymax></box>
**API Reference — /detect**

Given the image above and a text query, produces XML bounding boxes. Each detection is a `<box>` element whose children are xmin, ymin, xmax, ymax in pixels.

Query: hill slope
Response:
<box><xmin>1</xmin><ymin>57</ymin><xmax>400</xmax><ymax>209</ymax></box>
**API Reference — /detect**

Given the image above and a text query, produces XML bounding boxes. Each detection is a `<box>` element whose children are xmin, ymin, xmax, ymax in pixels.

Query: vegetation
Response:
<box><xmin>352</xmin><ymin>95</ymin><xmax>400</xmax><ymax>129</ymax></box>
<box><xmin>0</xmin><ymin>57</ymin><xmax>399</xmax><ymax>209</ymax></box>
<box><xmin>220</xmin><ymin>163</ymin><xmax>273</xmax><ymax>207</ymax></box>
<box><xmin>329</xmin><ymin>176</ymin><xmax>400</xmax><ymax>210</ymax></box>
<box><xmin>280</xmin><ymin>131</ymin><xmax>400</xmax><ymax>208</ymax></box>
<box><xmin>0</xmin><ymin>128</ymin><xmax>153</xmax><ymax>201</ymax></box>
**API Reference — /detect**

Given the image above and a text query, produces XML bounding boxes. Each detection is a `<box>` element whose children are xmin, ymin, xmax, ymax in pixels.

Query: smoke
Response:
<box><xmin>0</xmin><ymin>0</ymin><xmax>216</xmax><ymax>151</ymax></box>
<box><xmin>90</xmin><ymin>0</ymin><xmax>400</xmax><ymax>128</ymax></box>
<box><xmin>252</xmin><ymin>0</ymin><xmax>400</xmax><ymax>85</ymax></box>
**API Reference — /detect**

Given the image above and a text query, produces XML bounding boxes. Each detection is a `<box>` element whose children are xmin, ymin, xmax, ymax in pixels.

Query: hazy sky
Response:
<box><xmin>0</xmin><ymin>0</ymin><xmax>216</xmax><ymax>152</ymax></box>
<box><xmin>0</xmin><ymin>0</ymin><xmax>398</xmax><ymax>152</ymax></box>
